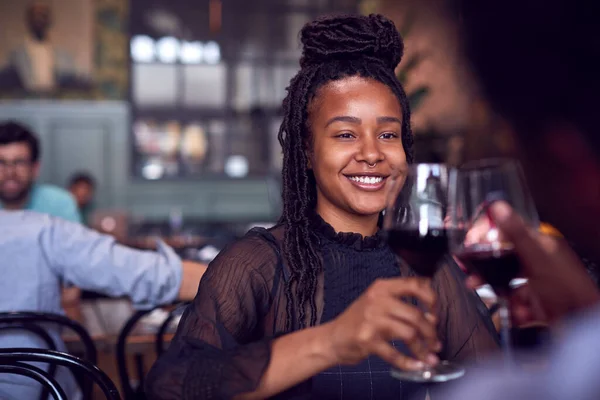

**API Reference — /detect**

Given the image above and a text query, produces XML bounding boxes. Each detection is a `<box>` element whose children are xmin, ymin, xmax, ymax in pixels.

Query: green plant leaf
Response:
<box><xmin>407</xmin><ymin>87</ymin><xmax>429</xmax><ymax>111</ymax></box>
<box><xmin>399</xmin><ymin>9</ymin><xmax>417</xmax><ymax>37</ymax></box>
<box><xmin>396</xmin><ymin>54</ymin><xmax>424</xmax><ymax>83</ymax></box>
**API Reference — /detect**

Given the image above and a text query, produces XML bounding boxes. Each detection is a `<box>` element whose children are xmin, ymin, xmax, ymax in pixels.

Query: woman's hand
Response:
<box><xmin>323</xmin><ymin>277</ymin><xmax>441</xmax><ymax>372</ymax></box>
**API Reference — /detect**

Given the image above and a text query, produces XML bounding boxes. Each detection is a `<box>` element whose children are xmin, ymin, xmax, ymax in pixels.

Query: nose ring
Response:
<box><xmin>367</xmin><ymin>162</ymin><xmax>377</xmax><ymax>168</ymax></box>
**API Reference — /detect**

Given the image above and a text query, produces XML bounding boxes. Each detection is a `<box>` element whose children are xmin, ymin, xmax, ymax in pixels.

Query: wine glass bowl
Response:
<box><xmin>448</xmin><ymin>158</ymin><xmax>539</xmax><ymax>295</ymax></box>
<box><xmin>384</xmin><ymin>163</ymin><xmax>465</xmax><ymax>382</ymax></box>
<box><xmin>383</xmin><ymin>164</ymin><xmax>450</xmax><ymax>278</ymax></box>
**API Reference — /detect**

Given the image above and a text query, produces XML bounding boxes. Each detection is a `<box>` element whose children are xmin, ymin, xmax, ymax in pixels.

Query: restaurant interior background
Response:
<box><xmin>0</xmin><ymin>0</ymin><xmax>512</xmax><ymax>232</ymax></box>
<box><xmin>0</xmin><ymin>1</ymin><xmax>524</xmax><ymax>396</ymax></box>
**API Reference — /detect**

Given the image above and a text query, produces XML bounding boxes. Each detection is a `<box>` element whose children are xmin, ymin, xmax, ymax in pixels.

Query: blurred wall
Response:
<box><xmin>377</xmin><ymin>0</ymin><xmax>473</xmax><ymax>135</ymax></box>
<box><xmin>376</xmin><ymin>0</ymin><xmax>514</xmax><ymax>162</ymax></box>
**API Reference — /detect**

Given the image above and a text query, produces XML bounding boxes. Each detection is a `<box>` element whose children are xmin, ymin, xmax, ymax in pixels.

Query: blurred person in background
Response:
<box><xmin>0</xmin><ymin>121</ymin><xmax>85</xmax><ymax>308</ymax></box>
<box><xmin>438</xmin><ymin>0</ymin><xmax>600</xmax><ymax>398</ymax></box>
<box><xmin>0</xmin><ymin>121</ymin><xmax>81</xmax><ymax>223</ymax></box>
<box><xmin>0</xmin><ymin>209</ymin><xmax>207</xmax><ymax>400</ymax></box>
<box><xmin>68</xmin><ymin>171</ymin><xmax>96</xmax><ymax>225</ymax></box>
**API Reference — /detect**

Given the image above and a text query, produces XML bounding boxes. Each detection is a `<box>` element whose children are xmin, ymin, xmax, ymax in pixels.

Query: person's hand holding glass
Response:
<box><xmin>447</xmin><ymin>159</ymin><xmax>540</xmax><ymax>362</ymax></box>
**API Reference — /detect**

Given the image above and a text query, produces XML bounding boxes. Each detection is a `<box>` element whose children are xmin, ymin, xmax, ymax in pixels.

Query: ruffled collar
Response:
<box><xmin>310</xmin><ymin>213</ymin><xmax>387</xmax><ymax>251</ymax></box>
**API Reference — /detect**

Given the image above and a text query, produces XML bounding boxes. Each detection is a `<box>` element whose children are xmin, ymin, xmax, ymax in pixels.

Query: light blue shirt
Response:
<box><xmin>0</xmin><ymin>183</ymin><xmax>82</xmax><ymax>223</ymax></box>
<box><xmin>0</xmin><ymin>210</ymin><xmax>183</xmax><ymax>400</ymax></box>
<box><xmin>441</xmin><ymin>306</ymin><xmax>600</xmax><ymax>400</ymax></box>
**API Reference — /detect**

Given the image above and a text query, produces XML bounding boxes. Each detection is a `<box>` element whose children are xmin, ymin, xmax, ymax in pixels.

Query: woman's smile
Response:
<box><xmin>344</xmin><ymin>174</ymin><xmax>388</xmax><ymax>191</ymax></box>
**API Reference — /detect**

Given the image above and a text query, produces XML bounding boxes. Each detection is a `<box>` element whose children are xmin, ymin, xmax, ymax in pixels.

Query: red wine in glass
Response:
<box><xmin>386</xmin><ymin>228</ymin><xmax>466</xmax><ymax>383</ymax></box>
<box><xmin>384</xmin><ymin>164</ymin><xmax>465</xmax><ymax>383</ymax></box>
<box><xmin>456</xmin><ymin>244</ymin><xmax>521</xmax><ymax>296</ymax></box>
<box><xmin>387</xmin><ymin>228</ymin><xmax>449</xmax><ymax>278</ymax></box>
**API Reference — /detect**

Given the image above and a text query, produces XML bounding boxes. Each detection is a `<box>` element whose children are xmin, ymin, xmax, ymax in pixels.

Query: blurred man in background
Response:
<box><xmin>1</xmin><ymin>121</ymin><xmax>87</xmax><ymax>310</ymax></box>
<box><xmin>0</xmin><ymin>121</ymin><xmax>81</xmax><ymax>223</ymax></box>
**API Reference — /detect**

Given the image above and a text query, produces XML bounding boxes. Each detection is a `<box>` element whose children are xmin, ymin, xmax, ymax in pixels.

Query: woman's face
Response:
<box><xmin>308</xmin><ymin>76</ymin><xmax>408</xmax><ymax>219</ymax></box>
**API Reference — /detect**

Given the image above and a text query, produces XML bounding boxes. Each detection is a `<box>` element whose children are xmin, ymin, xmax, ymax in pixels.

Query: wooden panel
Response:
<box><xmin>46</xmin><ymin>119</ymin><xmax>112</xmax><ymax>207</ymax></box>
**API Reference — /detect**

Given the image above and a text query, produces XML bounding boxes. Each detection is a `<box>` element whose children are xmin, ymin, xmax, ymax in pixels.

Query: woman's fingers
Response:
<box><xmin>329</xmin><ymin>277</ymin><xmax>443</xmax><ymax>368</ymax></box>
<box><xmin>374</xmin><ymin>317</ymin><xmax>439</xmax><ymax>365</ymax></box>
<box><xmin>377</xmin><ymin>297</ymin><xmax>441</xmax><ymax>352</ymax></box>
<box><xmin>378</xmin><ymin>277</ymin><xmax>437</xmax><ymax>311</ymax></box>
<box><xmin>370</xmin><ymin>340</ymin><xmax>426</xmax><ymax>372</ymax></box>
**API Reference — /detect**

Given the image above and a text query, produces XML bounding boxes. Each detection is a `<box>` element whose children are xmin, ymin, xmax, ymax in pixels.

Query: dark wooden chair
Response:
<box><xmin>0</xmin><ymin>312</ymin><xmax>97</xmax><ymax>399</ymax></box>
<box><xmin>0</xmin><ymin>348</ymin><xmax>120</xmax><ymax>399</ymax></box>
<box><xmin>116</xmin><ymin>308</ymin><xmax>156</xmax><ymax>400</ymax></box>
<box><xmin>155</xmin><ymin>302</ymin><xmax>189</xmax><ymax>356</ymax></box>
<box><xmin>0</xmin><ymin>321</ymin><xmax>58</xmax><ymax>400</ymax></box>
<box><xmin>116</xmin><ymin>302</ymin><xmax>188</xmax><ymax>400</ymax></box>
<box><xmin>0</xmin><ymin>361</ymin><xmax>67</xmax><ymax>400</ymax></box>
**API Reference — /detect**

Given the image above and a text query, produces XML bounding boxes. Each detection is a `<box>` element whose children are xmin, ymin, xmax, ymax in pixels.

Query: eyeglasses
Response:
<box><xmin>0</xmin><ymin>159</ymin><xmax>32</xmax><ymax>170</ymax></box>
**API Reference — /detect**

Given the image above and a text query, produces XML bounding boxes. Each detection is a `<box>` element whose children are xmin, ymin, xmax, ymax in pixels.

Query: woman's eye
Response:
<box><xmin>336</xmin><ymin>132</ymin><xmax>354</xmax><ymax>139</ymax></box>
<box><xmin>380</xmin><ymin>132</ymin><xmax>399</xmax><ymax>139</ymax></box>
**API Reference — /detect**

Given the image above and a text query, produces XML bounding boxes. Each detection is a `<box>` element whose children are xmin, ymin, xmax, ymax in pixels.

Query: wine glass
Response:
<box><xmin>383</xmin><ymin>163</ymin><xmax>465</xmax><ymax>383</ymax></box>
<box><xmin>447</xmin><ymin>158</ymin><xmax>539</xmax><ymax>363</ymax></box>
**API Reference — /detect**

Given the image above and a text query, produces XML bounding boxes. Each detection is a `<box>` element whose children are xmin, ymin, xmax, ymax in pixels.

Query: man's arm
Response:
<box><xmin>179</xmin><ymin>260</ymin><xmax>207</xmax><ymax>300</ymax></box>
<box><xmin>41</xmin><ymin>216</ymin><xmax>205</xmax><ymax>307</ymax></box>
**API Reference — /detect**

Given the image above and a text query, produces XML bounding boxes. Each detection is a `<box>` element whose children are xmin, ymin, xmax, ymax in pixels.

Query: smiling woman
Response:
<box><xmin>146</xmin><ymin>14</ymin><xmax>498</xmax><ymax>400</ymax></box>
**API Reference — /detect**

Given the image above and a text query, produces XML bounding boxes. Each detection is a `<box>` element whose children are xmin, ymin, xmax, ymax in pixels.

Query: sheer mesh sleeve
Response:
<box><xmin>433</xmin><ymin>257</ymin><xmax>500</xmax><ymax>363</ymax></box>
<box><xmin>145</xmin><ymin>232</ymin><xmax>282</xmax><ymax>400</ymax></box>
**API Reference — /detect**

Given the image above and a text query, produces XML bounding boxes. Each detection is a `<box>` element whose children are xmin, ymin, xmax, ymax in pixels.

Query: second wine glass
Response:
<box><xmin>383</xmin><ymin>163</ymin><xmax>465</xmax><ymax>383</ymax></box>
<box><xmin>447</xmin><ymin>158</ymin><xmax>540</xmax><ymax>363</ymax></box>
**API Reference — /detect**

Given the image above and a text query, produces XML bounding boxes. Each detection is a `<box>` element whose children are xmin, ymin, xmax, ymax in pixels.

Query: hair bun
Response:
<box><xmin>299</xmin><ymin>14</ymin><xmax>404</xmax><ymax>70</ymax></box>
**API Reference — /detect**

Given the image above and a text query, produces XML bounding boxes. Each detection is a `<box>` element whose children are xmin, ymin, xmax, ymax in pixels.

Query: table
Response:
<box><xmin>63</xmin><ymin>299</ymin><xmax>182</xmax><ymax>397</ymax></box>
<box><xmin>63</xmin><ymin>299</ymin><xmax>179</xmax><ymax>352</ymax></box>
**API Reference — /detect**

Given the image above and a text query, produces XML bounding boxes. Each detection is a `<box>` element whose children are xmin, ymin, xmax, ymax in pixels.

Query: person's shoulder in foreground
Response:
<box><xmin>28</xmin><ymin>183</ymin><xmax>82</xmax><ymax>223</ymax></box>
<box><xmin>439</xmin><ymin>306</ymin><xmax>600</xmax><ymax>400</ymax></box>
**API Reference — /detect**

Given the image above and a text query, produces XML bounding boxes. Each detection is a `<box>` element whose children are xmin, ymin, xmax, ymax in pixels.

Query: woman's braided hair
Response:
<box><xmin>277</xmin><ymin>14</ymin><xmax>414</xmax><ymax>330</ymax></box>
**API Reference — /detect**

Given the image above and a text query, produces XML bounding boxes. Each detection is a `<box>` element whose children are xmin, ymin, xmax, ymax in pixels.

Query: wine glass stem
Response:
<box><xmin>498</xmin><ymin>296</ymin><xmax>513</xmax><ymax>368</ymax></box>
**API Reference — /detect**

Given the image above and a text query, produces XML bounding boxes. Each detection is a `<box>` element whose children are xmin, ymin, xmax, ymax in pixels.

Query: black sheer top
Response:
<box><xmin>146</xmin><ymin>216</ymin><xmax>498</xmax><ymax>400</ymax></box>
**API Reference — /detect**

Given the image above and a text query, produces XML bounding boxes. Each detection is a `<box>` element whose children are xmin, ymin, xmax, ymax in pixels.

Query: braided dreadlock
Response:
<box><xmin>277</xmin><ymin>14</ymin><xmax>414</xmax><ymax>330</ymax></box>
